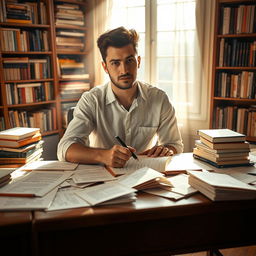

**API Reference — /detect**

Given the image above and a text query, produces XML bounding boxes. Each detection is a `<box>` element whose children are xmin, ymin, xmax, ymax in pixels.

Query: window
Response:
<box><xmin>110</xmin><ymin>0</ymin><xmax>197</xmax><ymax>108</ymax></box>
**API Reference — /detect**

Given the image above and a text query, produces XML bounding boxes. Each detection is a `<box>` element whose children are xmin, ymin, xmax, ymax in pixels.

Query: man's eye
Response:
<box><xmin>127</xmin><ymin>58</ymin><xmax>134</xmax><ymax>64</ymax></box>
<box><xmin>111</xmin><ymin>61</ymin><xmax>119</xmax><ymax>66</ymax></box>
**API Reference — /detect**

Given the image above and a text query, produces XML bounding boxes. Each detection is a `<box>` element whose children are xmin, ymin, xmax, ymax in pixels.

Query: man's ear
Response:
<box><xmin>101</xmin><ymin>61</ymin><xmax>108</xmax><ymax>74</ymax></box>
<box><xmin>137</xmin><ymin>56</ymin><xmax>141</xmax><ymax>68</ymax></box>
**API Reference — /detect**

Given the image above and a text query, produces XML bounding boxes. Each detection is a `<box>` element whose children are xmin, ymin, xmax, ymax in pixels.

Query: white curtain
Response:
<box><xmin>172</xmin><ymin>0</ymin><xmax>215</xmax><ymax>152</ymax></box>
<box><xmin>92</xmin><ymin>0</ymin><xmax>113</xmax><ymax>86</ymax></box>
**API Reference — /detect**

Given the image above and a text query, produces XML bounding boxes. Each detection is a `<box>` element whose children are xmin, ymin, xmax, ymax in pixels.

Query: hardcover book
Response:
<box><xmin>198</xmin><ymin>129</ymin><xmax>246</xmax><ymax>143</ymax></box>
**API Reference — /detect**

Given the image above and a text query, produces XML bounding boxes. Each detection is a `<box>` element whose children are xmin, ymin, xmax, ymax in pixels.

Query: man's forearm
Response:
<box><xmin>65</xmin><ymin>143</ymin><xmax>107</xmax><ymax>165</ymax></box>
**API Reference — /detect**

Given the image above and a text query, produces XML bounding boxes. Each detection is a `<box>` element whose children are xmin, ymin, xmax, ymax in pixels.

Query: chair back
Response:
<box><xmin>67</xmin><ymin>107</ymin><xmax>75</xmax><ymax>124</ymax></box>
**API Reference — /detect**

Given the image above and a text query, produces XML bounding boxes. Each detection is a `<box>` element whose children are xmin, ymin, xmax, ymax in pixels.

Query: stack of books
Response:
<box><xmin>188</xmin><ymin>171</ymin><xmax>256</xmax><ymax>201</ymax></box>
<box><xmin>55</xmin><ymin>3</ymin><xmax>85</xmax><ymax>26</ymax></box>
<box><xmin>193</xmin><ymin>129</ymin><xmax>251</xmax><ymax>167</ymax></box>
<box><xmin>0</xmin><ymin>127</ymin><xmax>43</xmax><ymax>168</ymax></box>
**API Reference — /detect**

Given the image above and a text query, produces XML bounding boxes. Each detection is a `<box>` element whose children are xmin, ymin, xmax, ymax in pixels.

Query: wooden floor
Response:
<box><xmin>175</xmin><ymin>246</ymin><xmax>256</xmax><ymax>256</ymax></box>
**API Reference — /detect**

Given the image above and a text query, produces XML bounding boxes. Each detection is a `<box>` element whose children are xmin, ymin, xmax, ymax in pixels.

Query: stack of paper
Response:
<box><xmin>188</xmin><ymin>171</ymin><xmax>256</xmax><ymax>201</ymax></box>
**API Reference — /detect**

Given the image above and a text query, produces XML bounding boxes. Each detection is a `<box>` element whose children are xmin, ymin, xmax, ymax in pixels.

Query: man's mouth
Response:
<box><xmin>119</xmin><ymin>75</ymin><xmax>131</xmax><ymax>80</ymax></box>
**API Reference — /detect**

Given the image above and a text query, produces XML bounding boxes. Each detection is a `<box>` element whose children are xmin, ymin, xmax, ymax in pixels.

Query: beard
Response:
<box><xmin>108</xmin><ymin>73</ymin><xmax>135</xmax><ymax>90</ymax></box>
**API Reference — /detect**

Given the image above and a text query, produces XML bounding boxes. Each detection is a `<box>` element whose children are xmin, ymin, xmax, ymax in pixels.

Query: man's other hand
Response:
<box><xmin>139</xmin><ymin>145</ymin><xmax>174</xmax><ymax>157</ymax></box>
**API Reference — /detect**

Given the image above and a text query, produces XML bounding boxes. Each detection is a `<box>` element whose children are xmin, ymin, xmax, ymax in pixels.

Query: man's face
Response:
<box><xmin>102</xmin><ymin>44</ymin><xmax>140</xmax><ymax>90</ymax></box>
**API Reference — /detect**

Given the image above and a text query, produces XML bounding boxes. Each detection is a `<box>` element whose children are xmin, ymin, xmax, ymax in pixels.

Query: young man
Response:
<box><xmin>57</xmin><ymin>27</ymin><xmax>183</xmax><ymax>167</ymax></box>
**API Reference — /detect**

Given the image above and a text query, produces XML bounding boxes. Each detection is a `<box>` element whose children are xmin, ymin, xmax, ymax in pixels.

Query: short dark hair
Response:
<box><xmin>97</xmin><ymin>27</ymin><xmax>139</xmax><ymax>62</ymax></box>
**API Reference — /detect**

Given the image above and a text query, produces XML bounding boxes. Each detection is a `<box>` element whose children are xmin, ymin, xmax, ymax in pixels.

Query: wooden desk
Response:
<box><xmin>0</xmin><ymin>211</ymin><xmax>32</xmax><ymax>256</ymax></box>
<box><xmin>33</xmin><ymin>192</ymin><xmax>256</xmax><ymax>256</ymax></box>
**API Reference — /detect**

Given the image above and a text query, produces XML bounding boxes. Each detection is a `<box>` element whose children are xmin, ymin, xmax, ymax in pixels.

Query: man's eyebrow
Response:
<box><xmin>109</xmin><ymin>55</ymin><xmax>135</xmax><ymax>62</ymax></box>
<box><xmin>109</xmin><ymin>58</ymin><xmax>120</xmax><ymax>62</ymax></box>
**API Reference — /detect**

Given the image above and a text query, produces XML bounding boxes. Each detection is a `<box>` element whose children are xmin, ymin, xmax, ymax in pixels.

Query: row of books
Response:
<box><xmin>219</xmin><ymin>39</ymin><xmax>256</xmax><ymax>67</ymax></box>
<box><xmin>215</xmin><ymin>71</ymin><xmax>256</xmax><ymax>99</ymax></box>
<box><xmin>6</xmin><ymin>82</ymin><xmax>54</xmax><ymax>105</ymax></box>
<box><xmin>193</xmin><ymin>129</ymin><xmax>250</xmax><ymax>168</ymax></box>
<box><xmin>60</xmin><ymin>81</ymin><xmax>90</xmax><ymax>99</ymax></box>
<box><xmin>57</xmin><ymin>57</ymin><xmax>89</xmax><ymax>79</ymax></box>
<box><xmin>0</xmin><ymin>1</ymin><xmax>47</xmax><ymax>24</ymax></box>
<box><xmin>0</xmin><ymin>127</ymin><xmax>43</xmax><ymax>168</ymax></box>
<box><xmin>55</xmin><ymin>3</ymin><xmax>85</xmax><ymax>26</ymax></box>
<box><xmin>1</xmin><ymin>28</ymin><xmax>49</xmax><ymax>52</ymax></box>
<box><xmin>3</xmin><ymin>57</ymin><xmax>51</xmax><ymax>80</ymax></box>
<box><xmin>220</xmin><ymin>5</ymin><xmax>256</xmax><ymax>35</ymax></box>
<box><xmin>213</xmin><ymin>106</ymin><xmax>256</xmax><ymax>137</ymax></box>
<box><xmin>56</xmin><ymin>35</ymin><xmax>85</xmax><ymax>52</ymax></box>
<box><xmin>8</xmin><ymin>107</ymin><xmax>57</xmax><ymax>133</ymax></box>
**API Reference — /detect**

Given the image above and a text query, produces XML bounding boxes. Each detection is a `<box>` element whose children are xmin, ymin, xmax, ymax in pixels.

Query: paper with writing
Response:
<box><xmin>0</xmin><ymin>188</ymin><xmax>57</xmax><ymax>211</ymax></box>
<box><xmin>20</xmin><ymin>160</ymin><xmax>78</xmax><ymax>171</ymax></box>
<box><xmin>72</xmin><ymin>164</ymin><xmax>116</xmax><ymax>184</ymax></box>
<box><xmin>76</xmin><ymin>181</ymin><xmax>136</xmax><ymax>206</ymax></box>
<box><xmin>47</xmin><ymin>187</ymin><xmax>90</xmax><ymax>211</ymax></box>
<box><xmin>0</xmin><ymin>171</ymin><xmax>73</xmax><ymax>197</ymax></box>
<box><xmin>112</xmin><ymin>156</ymin><xmax>170</xmax><ymax>175</ymax></box>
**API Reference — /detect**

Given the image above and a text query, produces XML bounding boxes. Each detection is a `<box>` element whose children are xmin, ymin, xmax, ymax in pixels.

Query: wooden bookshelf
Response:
<box><xmin>210</xmin><ymin>0</ymin><xmax>256</xmax><ymax>142</ymax></box>
<box><xmin>0</xmin><ymin>0</ymin><xmax>93</xmax><ymax>137</ymax></box>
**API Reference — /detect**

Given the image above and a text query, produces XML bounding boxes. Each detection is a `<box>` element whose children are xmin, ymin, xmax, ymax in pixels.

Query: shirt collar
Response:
<box><xmin>105</xmin><ymin>81</ymin><xmax>147</xmax><ymax>105</ymax></box>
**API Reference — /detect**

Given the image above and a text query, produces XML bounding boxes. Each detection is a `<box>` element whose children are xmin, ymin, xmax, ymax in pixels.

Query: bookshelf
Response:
<box><xmin>0</xmin><ymin>0</ymin><xmax>93</xmax><ymax>142</ymax></box>
<box><xmin>210</xmin><ymin>0</ymin><xmax>256</xmax><ymax>142</ymax></box>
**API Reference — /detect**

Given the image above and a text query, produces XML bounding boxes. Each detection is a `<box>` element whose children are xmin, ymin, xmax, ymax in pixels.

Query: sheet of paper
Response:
<box><xmin>117</xmin><ymin>167</ymin><xmax>164</xmax><ymax>188</ymax></box>
<box><xmin>0</xmin><ymin>188</ymin><xmax>57</xmax><ymax>211</ymax></box>
<box><xmin>47</xmin><ymin>187</ymin><xmax>90</xmax><ymax>211</ymax></box>
<box><xmin>72</xmin><ymin>164</ymin><xmax>116</xmax><ymax>184</ymax></box>
<box><xmin>213</xmin><ymin>166</ymin><xmax>256</xmax><ymax>184</ymax></box>
<box><xmin>0</xmin><ymin>171</ymin><xmax>73</xmax><ymax>197</ymax></box>
<box><xmin>76</xmin><ymin>181</ymin><xmax>136</xmax><ymax>206</ymax></box>
<box><xmin>112</xmin><ymin>156</ymin><xmax>170</xmax><ymax>175</ymax></box>
<box><xmin>20</xmin><ymin>160</ymin><xmax>78</xmax><ymax>171</ymax></box>
<box><xmin>143</xmin><ymin>188</ymin><xmax>185</xmax><ymax>200</ymax></box>
<box><xmin>100</xmin><ymin>193</ymin><xmax>137</xmax><ymax>205</ymax></box>
<box><xmin>165</xmin><ymin>153</ymin><xmax>213</xmax><ymax>172</ymax></box>
<box><xmin>165</xmin><ymin>174</ymin><xmax>198</xmax><ymax>196</ymax></box>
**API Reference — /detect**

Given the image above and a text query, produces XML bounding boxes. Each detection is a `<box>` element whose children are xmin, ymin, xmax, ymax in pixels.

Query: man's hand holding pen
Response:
<box><xmin>104</xmin><ymin>144</ymin><xmax>137</xmax><ymax>168</ymax></box>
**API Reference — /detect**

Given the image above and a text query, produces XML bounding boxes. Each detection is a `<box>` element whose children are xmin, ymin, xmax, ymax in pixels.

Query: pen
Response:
<box><xmin>115</xmin><ymin>136</ymin><xmax>139</xmax><ymax>160</ymax></box>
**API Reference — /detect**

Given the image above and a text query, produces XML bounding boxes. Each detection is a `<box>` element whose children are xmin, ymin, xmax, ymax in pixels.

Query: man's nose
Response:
<box><xmin>119</xmin><ymin>62</ymin><xmax>128</xmax><ymax>74</ymax></box>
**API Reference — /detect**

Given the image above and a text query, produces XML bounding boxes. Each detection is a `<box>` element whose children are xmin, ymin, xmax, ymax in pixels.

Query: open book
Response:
<box><xmin>188</xmin><ymin>171</ymin><xmax>256</xmax><ymax>201</ymax></box>
<box><xmin>109</xmin><ymin>153</ymin><xmax>213</xmax><ymax>176</ymax></box>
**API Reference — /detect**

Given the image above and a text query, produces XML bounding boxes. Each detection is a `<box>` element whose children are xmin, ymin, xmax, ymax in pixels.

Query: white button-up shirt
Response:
<box><xmin>57</xmin><ymin>81</ymin><xmax>183</xmax><ymax>161</ymax></box>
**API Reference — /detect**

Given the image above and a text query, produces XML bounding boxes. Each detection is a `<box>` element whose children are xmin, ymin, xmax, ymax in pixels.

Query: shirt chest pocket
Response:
<box><xmin>137</xmin><ymin>126</ymin><xmax>158</xmax><ymax>141</ymax></box>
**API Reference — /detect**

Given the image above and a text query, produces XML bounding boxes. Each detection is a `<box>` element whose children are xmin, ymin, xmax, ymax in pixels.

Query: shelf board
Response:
<box><xmin>42</xmin><ymin>130</ymin><xmax>59</xmax><ymax>137</ymax></box>
<box><xmin>57</xmin><ymin>51</ymin><xmax>88</xmax><ymax>55</ymax></box>
<box><xmin>0</xmin><ymin>23</ymin><xmax>50</xmax><ymax>28</ymax></box>
<box><xmin>7</xmin><ymin>101</ymin><xmax>56</xmax><ymax>108</ymax></box>
<box><xmin>61</xmin><ymin>98</ymin><xmax>80</xmax><ymax>102</ymax></box>
<box><xmin>213</xmin><ymin>97</ymin><xmax>256</xmax><ymax>102</ymax></box>
<box><xmin>218</xmin><ymin>33</ymin><xmax>256</xmax><ymax>38</ymax></box>
<box><xmin>59</xmin><ymin>78</ymin><xmax>89</xmax><ymax>81</ymax></box>
<box><xmin>216</xmin><ymin>67</ymin><xmax>256</xmax><ymax>70</ymax></box>
<box><xmin>2</xmin><ymin>52</ymin><xmax>52</xmax><ymax>55</ymax></box>
<box><xmin>4</xmin><ymin>79</ymin><xmax>54</xmax><ymax>83</ymax></box>
<box><xmin>55</xmin><ymin>25</ymin><xmax>87</xmax><ymax>31</ymax></box>
<box><xmin>246</xmin><ymin>136</ymin><xmax>256</xmax><ymax>143</ymax></box>
<box><xmin>219</xmin><ymin>0</ymin><xmax>256</xmax><ymax>4</ymax></box>
<box><xmin>54</xmin><ymin>0</ymin><xmax>86</xmax><ymax>5</ymax></box>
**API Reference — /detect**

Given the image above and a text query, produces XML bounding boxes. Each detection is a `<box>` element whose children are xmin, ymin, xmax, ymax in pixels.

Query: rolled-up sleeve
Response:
<box><xmin>57</xmin><ymin>93</ymin><xmax>95</xmax><ymax>161</ymax></box>
<box><xmin>157</xmin><ymin>94</ymin><xmax>183</xmax><ymax>153</ymax></box>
